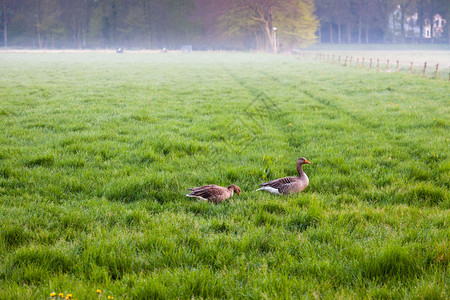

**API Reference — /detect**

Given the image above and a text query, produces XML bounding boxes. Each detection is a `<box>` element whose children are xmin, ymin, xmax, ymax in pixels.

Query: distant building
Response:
<box><xmin>389</xmin><ymin>5</ymin><xmax>447</xmax><ymax>41</ymax></box>
<box><xmin>423</xmin><ymin>14</ymin><xmax>447</xmax><ymax>39</ymax></box>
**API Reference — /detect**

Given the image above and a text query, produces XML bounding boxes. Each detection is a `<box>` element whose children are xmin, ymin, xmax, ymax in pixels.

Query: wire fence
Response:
<box><xmin>294</xmin><ymin>50</ymin><xmax>450</xmax><ymax>81</ymax></box>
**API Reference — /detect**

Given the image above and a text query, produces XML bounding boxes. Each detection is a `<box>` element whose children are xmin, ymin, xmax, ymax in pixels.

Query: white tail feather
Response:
<box><xmin>256</xmin><ymin>186</ymin><xmax>281</xmax><ymax>195</ymax></box>
<box><xmin>186</xmin><ymin>194</ymin><xmax>208</xmax><ymax>201</ymax></box>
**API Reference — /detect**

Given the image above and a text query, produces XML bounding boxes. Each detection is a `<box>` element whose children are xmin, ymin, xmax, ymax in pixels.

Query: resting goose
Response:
<box><xmin>186</xmin><ymin>184</ymin><xmax>241</xmax><ymax>203</ymax></box>
<box><xmin>257</xmin><ymin>157</ymin><xmax>311</xmax><ymax>195</ymax></box>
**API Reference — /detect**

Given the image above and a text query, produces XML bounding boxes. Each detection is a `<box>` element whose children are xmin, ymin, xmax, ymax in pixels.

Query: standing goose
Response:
<box><xmin>186</xmin><ymin>184</ymin><xmax>241</xmax><ymax>204</ymax></box>
<box><xmin>257</xmin><ymin>157</ymin><xmax>311</xmax><ymax>195</ymax></box>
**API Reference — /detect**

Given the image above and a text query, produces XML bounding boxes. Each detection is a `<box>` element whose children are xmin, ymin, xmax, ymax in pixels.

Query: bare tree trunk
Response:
<box><xmin>144</xmin><ymin>1</ymin><xmax>150</xmax><ymax>48</ymax></box>
<box><xmin>36</xmin><ymin>0</ymin><xmax>43</xmax><ymax>48</ymax></box>
<box><xmin>392</xmin><ymin>13</ymin><xmax>396</xmax><ymax>44</ymax></box>
<box><xmin>400</xmin><ymin>7</ymin><xmax>405</xmax><ymax>42</ymax></box>
<box><xmin>338</xmin><ymin>22</ymin><xmax>341</xmax><ymax>44</ymax></box>
<box><xmin>431</xmin><ymin>20</ymin><xmax>434</xmax><ymax>44</ymax></box>
<box><xmin>83</xmin><ymin>0</ymin><xmax>91</xmax><ymax>48</ymax></box>
<box><xmin>2</xmin><ymin>0</ymin><xmax>7</xmax><ymax>47</ymax></box>
<box><xmin>78</xmin><ymin>14</ymin><xmax>83</xmax><ymax>49</ymax></box>
<box><xmin>72</xmin><ymin>8</ymin><xmax>77</xmax><ymax>48</ymax></box>
<box><xmin>263</xmin><ymin>22</ymin><xmax>274</xmax><ymax>52</ymax></box>
<box><xmin>365</xmin><ymin>22</ymin><xmax>369</xmax><ymax>44</ymax></box>
<box><xmin>329</xmin><ymin>22</ymin><xmax>333</xmax><ymax>43</ymax></box>
<box><xmin>347</xmin><ymin>22</ymin><xmax>351</xmax><ymax>43</ymax></box>
<box><xmin>358</xmin><ymin>15</ymin><xmax>362</xmax><ymax>44</ymax></box>
<box><xmin>448</xmin><ymin>19</ymin><xmax>450</xmax><ymax>44</ymax></box>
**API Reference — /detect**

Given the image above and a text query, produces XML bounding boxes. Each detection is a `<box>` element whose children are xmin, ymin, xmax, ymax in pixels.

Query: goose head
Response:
<box><xmin>298</xmin><ymin>157</ymin><xmax>311</xmax><ymax>165</ymax></box>
<box><xmin>296</xmin><ymin>157</ymin><xmax>311</xmax><ymax>177</ymax></box>
<box><xmin>228</xmin><ymin>185</ymin><xmax>241</xmax><ymax>195</ymax></box>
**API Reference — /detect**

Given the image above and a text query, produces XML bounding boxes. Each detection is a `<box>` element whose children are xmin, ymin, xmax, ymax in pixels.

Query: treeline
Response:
<box><xmin>1</xmin><ymin>0</ymin><xmax>449</xmax><ymax>50</ymax></box>
<box><xmin>1</xmin><ymin>0</ymin><xmax>200</xmax><ymax>49</ymax></box>
<box><xmin>0</xmin><ymin>0</ymin><xmax>319</xmax><ymax>50</ymax></box>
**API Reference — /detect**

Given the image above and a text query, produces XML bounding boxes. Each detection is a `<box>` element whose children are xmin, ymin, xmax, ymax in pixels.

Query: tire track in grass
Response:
<box><xmin>300</xmin><ymin>87</ymin><xmax>444</xmax><ymax>164</ymax></box>
<box><xmin>255</xmin><ymin>68</ymin><xmax>436</xmax><ymax>161</ymax></box>
<box><xmin>216</xmin><ymin>63</ymin><xmax>283</xmax><ymax>146</ymax></box>
<box><xmin>256</xmin><ymin>66</ymin><xmax>442</xmax><ymax>163</ymax></box>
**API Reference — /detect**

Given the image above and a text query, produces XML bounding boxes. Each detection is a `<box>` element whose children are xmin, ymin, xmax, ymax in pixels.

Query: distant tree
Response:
<box><xmin>275</xmin><ymin>0</ymin><xmax>318</xmax><ymax>48</ymax></box>
<box><xmin>1</xmin><ymin>0</ymin><xmax>10</xmax><ymax>47</ymax></box>
<box><xmin>354</xmin><ymin>0</ymin><xmax>381</xmax><ymax>44</ymax></box>
<box><xmin>61</xmin><ymin>0</ymin><xmax>94</xmax><ymax>48</ymax></box>
<box><xmin>34</xmin><ymin>0</ymin><xmax>65</xmax><ymax>48</ymax></box>
<box><xmin>442</xmin><ymin>0</ymin><xmax>450</xmax><ymax>43</ymax></box>
<box><xmin>314</xmin><ymin>0</ymin><xmax>331</xmax><ymax>42</ymax></box>
<box><xmin>221</xmin><ymin>0</ymin><xmax>317</xmax><ymax>51</ymax></box>
<box><xmin>333</xmin><ymin>0</ymin><xmax>351</xmax><ymax>44</ymax></box>
<box><xmin>398</xmin><ymin>0</ymin><xmax>418</xmax><ymax>42</ymax></box>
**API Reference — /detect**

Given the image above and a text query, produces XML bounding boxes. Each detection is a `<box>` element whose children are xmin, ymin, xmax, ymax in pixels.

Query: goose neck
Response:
<box><xmin>297</xmin><ymin>163</ymin><xmax>305</xmax><ymax>177</ymax></box>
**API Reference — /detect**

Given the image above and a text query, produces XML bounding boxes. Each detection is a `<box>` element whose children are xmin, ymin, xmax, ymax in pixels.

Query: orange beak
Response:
<box><xmin>304</xmin><ymin>159</ymin><xmax>311</xmax><ymax>164</ymax></box>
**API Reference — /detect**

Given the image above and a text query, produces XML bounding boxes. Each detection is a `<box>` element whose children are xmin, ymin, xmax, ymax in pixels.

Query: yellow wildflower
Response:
<box><xmin>96</xmin><ymin>289</ymin><xmax>102</xmax><ymax>294</ymax></box>
<box><xmin>66</xmin><ymin>295</ymin><xmax>73</xmax><ymax>299</ymax></box>
<box><xmin>59</xmin><ymin>294</ymin><xmax>64</xmax><ymax>298</ymax></box>
<box><xmin>288</xmin><ymin>123</ymin><xmax>292</xmax><ymax>126</ymax></box>
<box><xmin>314</xmin><ymin>107</ymin><xmax>317</xmax><ymax>110</ymax></box>
<box><xmin>50</xmin><ymin>292</ymin><xmax>56</xmax><ymax>297</ymax></box>
<box><xmin>107</xmin><ymin>296</ymin><xmax>114</xmax><ymax>300</ymax></box>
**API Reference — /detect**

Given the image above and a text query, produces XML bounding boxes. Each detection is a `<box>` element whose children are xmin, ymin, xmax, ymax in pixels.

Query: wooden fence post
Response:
<box><xmin>356</xmin><ymin>57</ymin><xmax>359</xmax><ymax>68</ymax></box>
<box><xmin>338</xmin><ymin>56</ymin><xmax>341</xmax><ymax>64</ymax></box>
<box><xmin>327</xmin><ymin>55</ymin><xmax>330</xmax><ymax>63</ymax></box>
<box><xmin>396</xmin><ymin>60</ymin><xmax>399</xmax><ymax>72</ymax></box>
<box><xmin>332</xmin><ymin>54</ymin><xmax>335</xmax><ymax>64</ymax></box>
<box><xmin>423</xmin><ymin>62</ymin><xmax>427</xmax><ymax>76</ymax></box>
<box><xmin>409</xmin><ymin>62</ymin><xmax>413</xmax><ymax>74</ymax></box>
<box><xmin>434</xmin><ymin>64</ymin><xmax>439</xmax><ymax>79</ymax></box>
<box><xmin>362</xmin><ymin>57</ymin><xmax>365</xmax><ymax>68</ymax></box>
<box><xmin>370</xmin><ymin>58</ymin><xmax>373</xmax><ymax>69</ymax></box>
<box><xmin>345</xmin><ymin>56</ymin><xmax>348</xmax><ymax>66</ymax></box>
<box><xmin>387</xmin><ymin>59</ymin><xmax>390</xmax><ymax>72</ymax></box>
<box><xmin>377</xmin><ymin>59</ymin><xmax>380</xmax><ymax>72</ymax></box>
<box><xmin>350</xmin><ymin>56</ymin><xmax>353</xmax><ymax>66</ymax></box>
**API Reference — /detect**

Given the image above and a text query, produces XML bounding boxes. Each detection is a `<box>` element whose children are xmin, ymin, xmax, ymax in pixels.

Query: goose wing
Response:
<box><xmin>187</xmin><ymin>185</ymin><xmax>227</xmax><ymax>200</ymax></box>
<box><xmin>260</xmin><ymin>176</ymin><xmax>299</xmax><ymax>194</ymax></box>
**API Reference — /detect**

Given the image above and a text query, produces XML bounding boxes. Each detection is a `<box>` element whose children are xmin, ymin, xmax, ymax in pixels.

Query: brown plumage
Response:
<box><xmin>186</xmin><ymin>184</ymin><xmax>241</xmax><ymax>204</ymax></box>
<box><xmin>257</xmin><ymin>157</ymin><xmax>311</xmax><ymax>195</ymax></box>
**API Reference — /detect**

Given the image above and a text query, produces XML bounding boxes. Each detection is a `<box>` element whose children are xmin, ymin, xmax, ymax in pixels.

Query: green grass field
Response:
<box><xmin>0</xmin><ymin>51</ymin><xmax>448</xmax><ymax>299</ymax></box>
